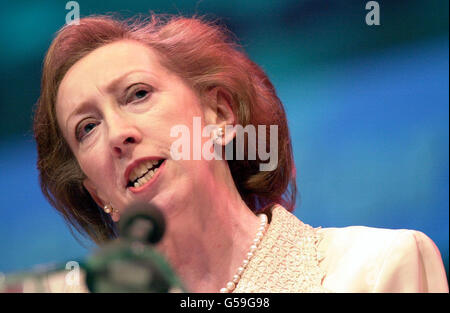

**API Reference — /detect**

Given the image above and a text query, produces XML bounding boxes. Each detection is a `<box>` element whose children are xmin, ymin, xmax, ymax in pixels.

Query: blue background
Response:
<box><xmin>0</xmin><ymin>0</ymin><xmax>448</xmax><ymax>283</ymax></box>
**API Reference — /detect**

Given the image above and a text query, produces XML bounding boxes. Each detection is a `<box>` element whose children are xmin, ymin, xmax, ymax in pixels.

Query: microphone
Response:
<box><xmin>84</xmin><ymin>202</ymin><xmax>186</xmax><ymax>293</ymax></box>
<box><xmin>118</xmin><ymin>201</ymin><xmax>166</xmax><ymax>244</ymax></box>
<box><xmin>1</xmin><ymin>202</ymin><xmax>185</xmax><ymax>293</ymax></box>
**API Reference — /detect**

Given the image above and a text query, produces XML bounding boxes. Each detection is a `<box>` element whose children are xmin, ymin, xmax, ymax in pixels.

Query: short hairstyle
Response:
<box><xmin>33</xmin><ymin>13</ymin><xmax>297</xmax><ymax>244</ymax></box>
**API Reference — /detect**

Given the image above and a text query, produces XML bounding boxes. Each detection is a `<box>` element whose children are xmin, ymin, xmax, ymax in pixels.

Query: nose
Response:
<box><xmin>107</xmin><ymin>113</ymin><xmax>142</xmax><ymax>158</ymax></box>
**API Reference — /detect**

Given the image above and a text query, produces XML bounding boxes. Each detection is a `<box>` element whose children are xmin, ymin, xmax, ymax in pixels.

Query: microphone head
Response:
<box><xmin>118</xmin><ymin>202</ymin><xmax>166</xmax><ymax>244</ymax></box>
<box><xmin>84</xmin><ymin>202</ymin><xmax>187</xmax><ymax>292</ymax></box>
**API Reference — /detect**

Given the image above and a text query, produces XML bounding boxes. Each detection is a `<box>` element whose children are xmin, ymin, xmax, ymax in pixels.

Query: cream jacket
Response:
<box><xmin>40</xmin><ymin>205</ymin><xmax>448</xmax><ymax>293</ymax></box>
<box><xmin>234</xmin><ymin>205</ymin><xmax>448</xmax><ymax>292</ymax></box>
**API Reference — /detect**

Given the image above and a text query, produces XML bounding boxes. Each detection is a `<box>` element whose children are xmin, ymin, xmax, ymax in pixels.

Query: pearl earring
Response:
<box><xmin>103</xmin><ymin>204</ymin><xmax>120</xmax><ymax>222</ymax></box>
<box><xmin>214</xmin><ymin>127</ymin><xmax>224</xmax><ymax>144</ymax></box>
<box><xmin>103</xmin><ymin>204</ymin><xmax>112</xmax><ymax>214</ymax></box>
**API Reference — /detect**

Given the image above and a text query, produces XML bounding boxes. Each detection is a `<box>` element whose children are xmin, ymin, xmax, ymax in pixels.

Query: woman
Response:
<box><xmin>34</xmin><ymin>14</ymin><xmax>448</xmax><ymax>293</ymax></box>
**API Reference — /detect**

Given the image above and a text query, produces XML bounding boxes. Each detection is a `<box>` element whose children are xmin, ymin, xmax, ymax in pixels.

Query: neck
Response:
<box><xmin>155</xmin><ymin>166</ymin><xmax>261</xmax><ymax>292</ymax></box>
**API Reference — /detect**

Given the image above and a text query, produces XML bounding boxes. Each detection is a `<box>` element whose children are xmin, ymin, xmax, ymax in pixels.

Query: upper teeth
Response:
<box><xmin>129</xmin><ymin>160</ymin><xmax>160</xmax><ymax>183</ymax></box>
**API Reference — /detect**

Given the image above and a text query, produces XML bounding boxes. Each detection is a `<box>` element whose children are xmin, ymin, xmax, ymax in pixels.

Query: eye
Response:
<box><xmin>126</xmin><ymin>85</ymin><xmax>152</xmax><ymax>104</ymax></box>
<box><xmin>135</xmin><ymin>90</ymin><xmax>148</xmax><ymax>99</ymax></box>
<box><xmin>76</xmin><ymin>119</ymin><xmax>99</xmax><ymax>142</ymax></box>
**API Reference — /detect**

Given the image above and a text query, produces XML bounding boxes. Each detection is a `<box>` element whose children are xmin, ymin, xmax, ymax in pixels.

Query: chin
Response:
<box><xmin>151</xmin><ymin>188</ymin><xmax>189</xmax><ymax>219</ymax></box>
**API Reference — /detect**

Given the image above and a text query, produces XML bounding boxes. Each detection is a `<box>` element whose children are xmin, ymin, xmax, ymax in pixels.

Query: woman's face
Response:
<box><xmin>56</xmin><ymin>40</ymin><xmax>219</xmax><ymax>217</ymax></box>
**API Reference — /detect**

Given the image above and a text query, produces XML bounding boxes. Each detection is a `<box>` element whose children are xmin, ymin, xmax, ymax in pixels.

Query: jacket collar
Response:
<box><xmin>234</xmin><ymin>205</ymin><xmax>328</xmax><ymax>292</ymax></box>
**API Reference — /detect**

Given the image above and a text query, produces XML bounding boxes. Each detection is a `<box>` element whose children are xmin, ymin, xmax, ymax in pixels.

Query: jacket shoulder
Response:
<box><xmin>316</xmin><ymin>226</ymin><xmax>448</xmax><ymax>292</ymax></box>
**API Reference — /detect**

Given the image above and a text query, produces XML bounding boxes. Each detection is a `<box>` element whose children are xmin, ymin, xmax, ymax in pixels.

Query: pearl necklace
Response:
<box><xmin>219</xmin><ymin>213</ymin><xmax>269</xmax><ymax>293</ymax></box>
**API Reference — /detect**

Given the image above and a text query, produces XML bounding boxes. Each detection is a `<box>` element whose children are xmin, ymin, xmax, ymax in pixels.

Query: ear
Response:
<box><xmin>203</xmin><ymin>86</ymin><xmax>236</xmax><ymax>145</ymax></box>
<box><xmin>83</xmin><ymin>178</ymin><xmax>106</xmax><ymax>209</ymax></box>
<box><xmin>204</xmin><ymin>86</ymin><xmax>235</xmax><ymax>126</ymax></box>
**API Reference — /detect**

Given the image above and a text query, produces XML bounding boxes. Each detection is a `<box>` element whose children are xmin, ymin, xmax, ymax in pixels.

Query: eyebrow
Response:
<box><xmin>64</xmin><ymin>70</ymin><xmax>153</xmax><ymax>130</ymax></box>
<box><xmin>105</xmin><ymin>69</ymin><xmax>150</xmax><ymax>93</ymax></box>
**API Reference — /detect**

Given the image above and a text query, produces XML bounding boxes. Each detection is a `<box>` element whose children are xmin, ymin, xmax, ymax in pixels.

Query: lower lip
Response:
<box><xmin>128</xmin><ymin>159</ymin><xmax>167</xmax><ymax>194</ymax></box>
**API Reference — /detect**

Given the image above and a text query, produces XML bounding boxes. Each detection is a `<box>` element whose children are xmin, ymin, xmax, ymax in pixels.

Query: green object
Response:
<box><xmin>84</xmin><ymin>238</ymin><xmax>186</xmax><ymax>293</ymax></box>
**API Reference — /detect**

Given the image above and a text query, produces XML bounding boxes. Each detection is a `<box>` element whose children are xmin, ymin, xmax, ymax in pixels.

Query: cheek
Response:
<box><xmin>162</xmin><ymin>88</ymin><xmax>203</xmax><ymax>124</ymax></box>
<box><xmin>77</xmin><ymin>148</ymin><xmax>115</xmax><ymax>186</ymax></box>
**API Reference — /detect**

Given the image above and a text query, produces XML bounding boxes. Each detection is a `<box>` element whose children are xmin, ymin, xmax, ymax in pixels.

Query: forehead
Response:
<box><xmin>61</xmin><ymin>40</ymin><xmax>165</xmax><ymax>89</ymax></box>
<box><xmin>56</xmin><ymin>40</ymin><xmax>168</xmax><ymax>113</ymax></box>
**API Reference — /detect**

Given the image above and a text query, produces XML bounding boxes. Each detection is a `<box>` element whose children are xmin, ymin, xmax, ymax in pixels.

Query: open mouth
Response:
<box><xmin>127</xmin><ymin>159</ymin><xmax>165</xmax><ymax>188</ymax></box>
